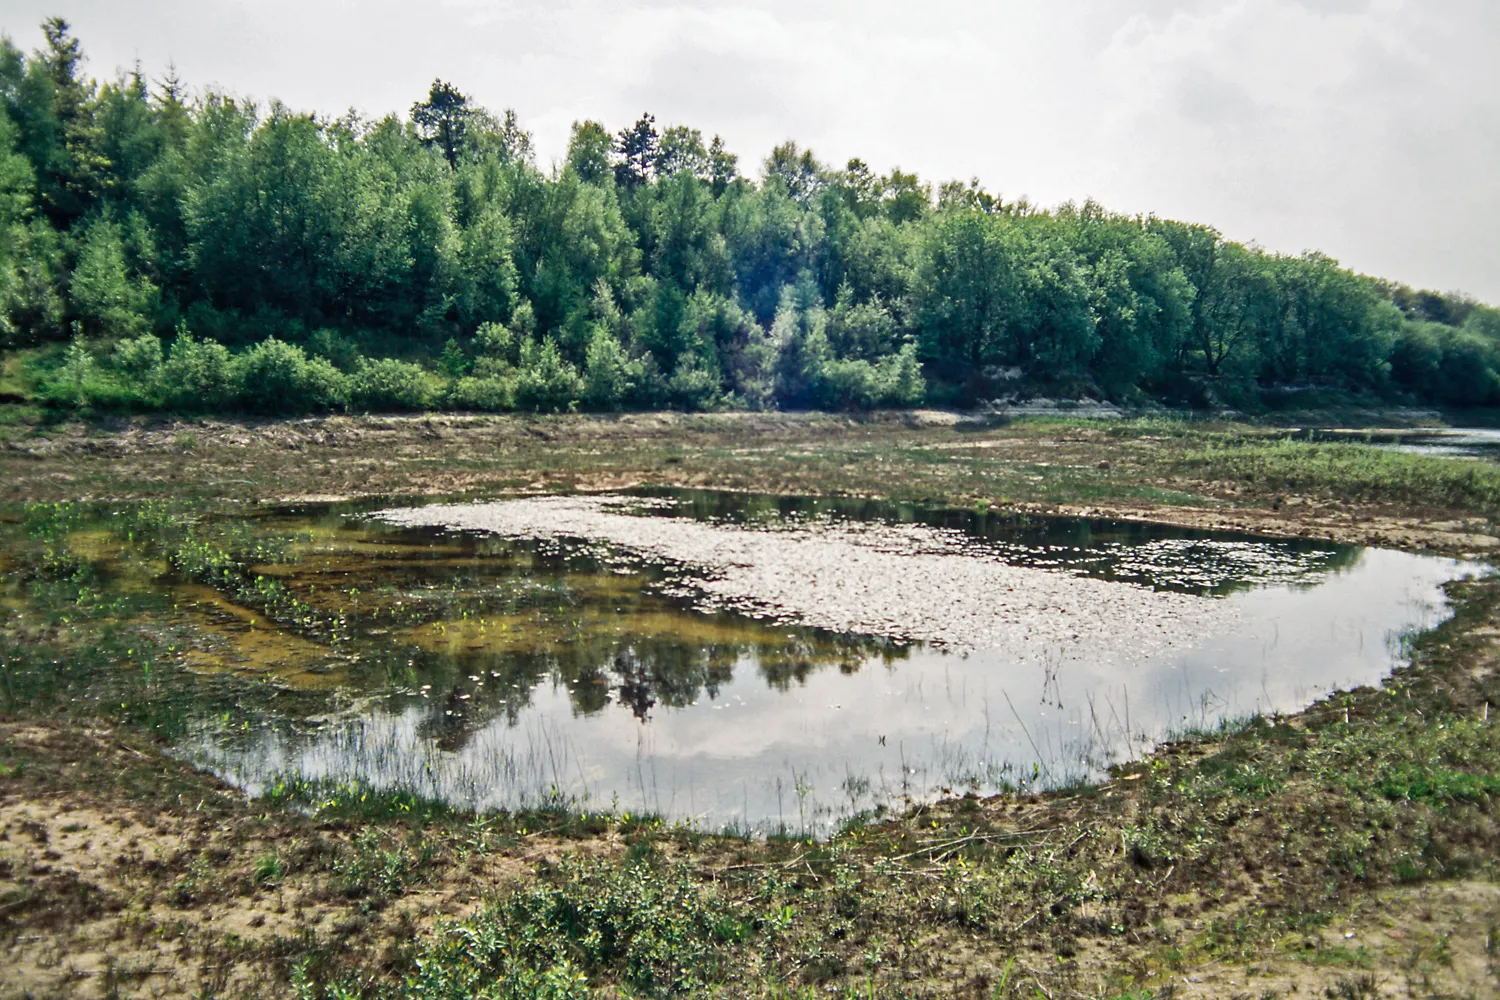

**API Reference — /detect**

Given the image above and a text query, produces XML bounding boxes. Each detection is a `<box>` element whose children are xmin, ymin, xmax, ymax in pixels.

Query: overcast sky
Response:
<box><xmin>3</xmin><ymin>0</ymin><xmax>1496</xmax><ymax>302</ymax></box>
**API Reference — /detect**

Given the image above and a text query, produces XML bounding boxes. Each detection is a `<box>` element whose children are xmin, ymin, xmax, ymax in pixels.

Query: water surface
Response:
<box><xmin>2</xmin><ymin>492</ymin><xmax>1476</xmax><ymax>833</ymax></box>
<box><xmin>1300</xmin><ymin>427</ymin><xmax>1500</xmax><ymax>461</ymax></box>
<box><xmin>157</xmin><ymin>492</ymin><xmax>1478</xmax><ymax>833</ymax></box>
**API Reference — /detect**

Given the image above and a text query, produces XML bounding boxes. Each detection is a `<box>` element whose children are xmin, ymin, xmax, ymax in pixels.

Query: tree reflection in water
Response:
<box><xmin>405</xmin><ymin>626</ymin><xmax>909</xmax><ymax>751</ymax></box>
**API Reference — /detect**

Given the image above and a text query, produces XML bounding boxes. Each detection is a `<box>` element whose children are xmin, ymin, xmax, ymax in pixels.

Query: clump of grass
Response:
<box><xmin>252</xmin><ymin>852</ymin><xmax>284</xmax><ymax>886</ymax></box>
<box><xmin>333</xmin><ymin>828</ymin><xmax>435</xmax><ymax>905</ymax></box>
<box><xmin>263</xmin><ymin>776</ymin><xmax>461</xmax><ymax>825</ymax></box>
<box><xmin>1375</xmin><ymin>765</ymin><xmax>1500</xmax><ymax>803</ymax></box>
<box><xmin>298</xmin><ymin>854</ymin><xmax>748</xmax><ymax>999</ymax></box>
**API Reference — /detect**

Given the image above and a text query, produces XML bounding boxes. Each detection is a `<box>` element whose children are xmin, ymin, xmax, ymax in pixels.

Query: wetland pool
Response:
<box><xmin>6</xmin><ymin>491</ymin><xmax>1482</xmax><ymax>834</ymax></box>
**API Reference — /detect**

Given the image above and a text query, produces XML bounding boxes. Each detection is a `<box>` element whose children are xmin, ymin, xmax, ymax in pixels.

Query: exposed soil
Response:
<box><xmin>2</xmin><ymin>411</ymin><xmax>1497</xmax><ymax>998</ymax></box>
<box><xmin>0</xmin><ymin>722</ymin><xmax>621</xmax><ymax>1000</ymax></box>
<box><xmin>1</xmin><ymin>410</ymin><xmax>1495</xmax><ymax>555</ymax></box>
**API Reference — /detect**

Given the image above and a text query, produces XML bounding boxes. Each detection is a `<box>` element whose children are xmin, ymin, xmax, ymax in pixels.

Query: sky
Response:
<box><xmin>3</xmin><ymin>0</ymin><xmax>1496</xmax><ymax>302</ymax></box>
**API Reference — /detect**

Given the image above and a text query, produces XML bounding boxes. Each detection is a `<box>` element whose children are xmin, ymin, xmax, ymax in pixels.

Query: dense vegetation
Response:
<box><xmin>1</xmin><ymin>19</ymin><xmax>1498</xmax><ymax>415</ymax></box>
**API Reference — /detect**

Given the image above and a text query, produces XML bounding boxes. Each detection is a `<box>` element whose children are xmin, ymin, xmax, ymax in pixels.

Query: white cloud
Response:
<box><xmin>1090</xmin><ymin>0</ymin><xmax>1499</xmax><ymax>296</ymax></box>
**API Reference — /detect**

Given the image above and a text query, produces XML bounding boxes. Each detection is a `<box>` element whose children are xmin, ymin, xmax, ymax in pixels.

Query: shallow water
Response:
<box><xmin>2</xmin><ymin>492</ymin><xmax>1478</xmax><ymax>833</ymax></box>
<box><xmin>111</xmin><ymin>490</ymin><xmax>1465</xmax><ymax>834</ymax></box>
<box><xmin>1300</xmin><ymin>427</ymin><xmax>1500</xmax><ymax>461</ymax></box>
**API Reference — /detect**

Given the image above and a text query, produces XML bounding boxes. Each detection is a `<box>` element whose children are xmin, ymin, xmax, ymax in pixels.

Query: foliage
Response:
<box><xmin>0</xmin><ymin>21</ymin><xmax>1496</xmax><ymax>416</ymax></box>
<box><xmin>350</xmin><ymin>357</ymin><xmax>437</xmax><ymax>411</ymax></box>
<box><xmin>300</xmin><ymin>856</ymin><xmax>744</xmax><ymax>999</ymax></box>
<box><xmin>230</xmin><ymin>337</ymin><xmax>349</xmax><ymax>414</ymax></box>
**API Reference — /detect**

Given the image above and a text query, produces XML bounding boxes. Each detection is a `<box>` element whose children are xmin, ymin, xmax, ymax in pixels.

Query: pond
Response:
<box><xmin>3</xmin><ymin>491</ymin><xmax>1481</xmax><ymax>834</ymax></box>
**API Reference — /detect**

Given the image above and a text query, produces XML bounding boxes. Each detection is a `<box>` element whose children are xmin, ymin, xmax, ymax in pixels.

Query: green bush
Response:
<box><xmin>817</xmin><ymin>342</ymin><xmax>926</xmax><ymax>410</ymax></box>
<box><xmin>230</xmin><ymin>337</ymin><xmax>349</xmax><ymax>414</ymax></box>
<box><xmin>666</xmin><ymin>357</ymin><xmax>720</xmax><ymax>411</ymax></box>
<box><xmin>37</xmin><ymin>337</ymin><xmax>159</xmax><ymax>410</ymax></box>
<box><xmin>582</xmin><ymin>327</ymin><xmax>636</xmax><ymax>409</ymax></box>
<box><xmin>390</xmin><ymin>856</ymin><xmax>739</xmax><ymax>998</ymax></box>
<box><xmin>349</xmin><ymin>357</ymin><xmax>436</xmax><ymax>412</ymax></box>
<box><xmin>448</xmin><ymin>374</ymin><xmax>515</xmax><ymax>412</ymax></box>
<box><xmin>474</xmin><ymin>320</ymin><xmax>519</xmax><ymax>365</ymax></box>
<box><xmin>161</xmin><ymin>332</ymin><xmax>234</xmax><ymax>411</ymax></box>
<box><xmin>112</xmin><ymin>332</ymin><xmax>164</xmax><ymax>379</ymax></box>
<box><xmin>514</xmin><ymin>339</ymin><xmax>582</xmax><ymax>412</ymax></box>
<box><xmin>40</xmin><ymin>338</ymin><xmax>102</xmax><ymax>406</ymax></box>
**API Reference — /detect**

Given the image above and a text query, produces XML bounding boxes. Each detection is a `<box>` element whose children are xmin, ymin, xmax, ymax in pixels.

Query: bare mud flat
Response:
<box><xmin>377</xmin><ymin>495</ymin><xmax>1237</xmax><ymax>664</ymax></box>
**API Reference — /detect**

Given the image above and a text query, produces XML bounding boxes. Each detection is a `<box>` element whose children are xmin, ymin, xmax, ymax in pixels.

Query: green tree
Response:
<box><xmin>70</xmin><ymin>212</ymin><xmax>154</xmax><ymax>336</ymax></box>
<box><xmin>1193</xmin><ymin>241</ymin><xmax>1272</xmax><ymax>379</ymax></box>
<box><xmin>707</xmin><ymin>135</ymin><xmax>737</xmax><ymax>197</ymax></box>
<box><xmin>36</xmin><ymin>18</ymin><xmax>107</xmax><ymax>225</ymax></box>
<box><xmin>770</xmin><ymin>277</ymin><xmax>831</xmax><ymax>407</ymax></box>
<box><xmin>913</xmin><ymin>209</ymin><xmax>1021</xmax><ymax>374</ymax></box>
<box><xmin>881</xmin><ymin>168</ymin><xmax>929</xmax><ymax>225</ymax></box>
<box><xmin>566</xmin><ymin>120</ymin><xmax>613</xmax><ymax>186</ymax></box>
<box><xmin>0</xmin><ymin>106</ymin><xmax>37</xmax><ymax>341</ymax></box>
<box><xmin>657</xmin><ymin>125</ymin><xmax>708</xmax><ymax>179</ymax></box>
<box><xmin>411</xmin><ymin>80</ymin><xmax>472</xmax><ymax>169</ymax></box>
<box><xmin>613</xmin><ymin>113</ymin><xmax>658</xmax><ymax>190</ymax></box>
<box><xmin>455</xmin><ymin>206</ymin><xmax>519</xmax><ymax>328</ymax></box>
<box><xmin>762</xmin><ymin>141</ymin><xmax>822</xmax><ymax>205</ymax></box>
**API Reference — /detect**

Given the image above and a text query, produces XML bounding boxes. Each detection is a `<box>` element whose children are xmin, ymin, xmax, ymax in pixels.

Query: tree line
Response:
<box><xmin>1</xmin><ymin>19</ymin><xmax>1497</xmax><ymax>415</ymax></box>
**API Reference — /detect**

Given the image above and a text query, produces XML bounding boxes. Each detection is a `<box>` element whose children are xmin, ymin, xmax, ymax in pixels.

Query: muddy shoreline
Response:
<box><xmin>3</xmin><ymin>412</ymin><xmax>1498</xmax><ymax>999</ymax></box>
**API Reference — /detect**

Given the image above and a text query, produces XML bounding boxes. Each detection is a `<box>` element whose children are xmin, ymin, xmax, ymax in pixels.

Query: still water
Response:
<box><xmin>147</xmin><ymin>491</ymin><xmax>1479</xmax><ymax>834</ymax></box>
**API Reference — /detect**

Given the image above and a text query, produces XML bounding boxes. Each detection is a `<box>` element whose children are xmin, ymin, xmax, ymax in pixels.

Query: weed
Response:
<box><xmin>1323</xmin><ymin>973</ymin><xmax>1377</xmax><ymax>999</ymax></box>
<box><xmin>171</xmin><ymin>858</ymin><xmax>211</xmax><ymax>907</ymax></box>
<box><xmin>253</xmin><ymin>852</ymin><xmax>284</xmax><ymax>886</ymax></box>
<box><xmin>333</xmin><ymin>829</ymin><xmax>429</xmax><ymax>904</ymax></box>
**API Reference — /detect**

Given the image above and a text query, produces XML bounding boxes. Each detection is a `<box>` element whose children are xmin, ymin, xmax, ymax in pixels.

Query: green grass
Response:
<box><xmin>1178</xmin><ymin>437</ymin><xmax>1500</xmax><ymax>512</ymax></box>
<box><xmin>3</xmin><ymin>420</ymin><xmax>1499</xmax><ymax>999</ymax></box>
<box><xmin>1376</xmin><ymin>765</ymin><xmax>1500</xmax><ymax>803</ymax></box>
<box><xmin>298</xmin><ymin>854</ymin><xmax>750</xmax><ymax>1000</ymax></box>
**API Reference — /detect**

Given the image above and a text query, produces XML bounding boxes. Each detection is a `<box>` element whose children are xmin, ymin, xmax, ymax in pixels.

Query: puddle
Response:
<box><xmin>2</xmin><ymin>492</ymin><xmax>1482</xmax><ymax>834</ymax></box>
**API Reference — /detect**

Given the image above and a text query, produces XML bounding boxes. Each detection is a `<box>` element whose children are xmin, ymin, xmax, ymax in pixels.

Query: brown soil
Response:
<box><xmin>2</xmin><ymin>411</ymin><xmax>1497</xmax><ymax>998</ymax></box>
<box><xmin>1</xmin><ymin>410</ymin><xmax>1493</xmax><ymax>555</ymax></box>
<box><xmin>0</xmin><ymin>722</ymin><xmax>619</xmax><ymax>1000</ymax></box>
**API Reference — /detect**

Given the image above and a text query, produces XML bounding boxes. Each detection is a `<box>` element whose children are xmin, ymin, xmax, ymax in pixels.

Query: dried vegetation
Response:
<box><xmin>1</xmin><ymin>410</ymin><xmax>1498</xmax><ymax>998</ymax></box>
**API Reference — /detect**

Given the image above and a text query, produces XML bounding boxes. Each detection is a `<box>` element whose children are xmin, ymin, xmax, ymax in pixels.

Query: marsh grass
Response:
<box><xmin>3</xmin><ymin>418</ymin><xmax>1499</xmax><ymax>999</ymax></box>
<box><xmin>1178</xmin><ymin>437</ymin><xmax>1500</xmax><ymax>512</ymax></box>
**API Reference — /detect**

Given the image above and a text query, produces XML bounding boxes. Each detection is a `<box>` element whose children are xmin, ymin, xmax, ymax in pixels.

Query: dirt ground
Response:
<box><xmin>4</xmin><ymin>719</ymin><xmax>1496</xmax><ymax>999</ymax></box>
<box><xmin>2</xmin><ymin>410</ymin><xmax>1495</xmax><ymax>555</ymax></box>
<box><xmin>2</xmin><ymin>410</ymin><xmax>1498</xmax><ymax>998</ymax></box>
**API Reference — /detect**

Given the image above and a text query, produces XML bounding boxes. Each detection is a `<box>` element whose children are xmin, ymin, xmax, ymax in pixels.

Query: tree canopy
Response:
<box><xmin>0</xmin><ymin>20</ymin><xmax>1495</xmax><ymax>415</ymax></box>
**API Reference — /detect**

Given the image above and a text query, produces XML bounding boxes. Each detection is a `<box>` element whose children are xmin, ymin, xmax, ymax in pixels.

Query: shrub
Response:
<box><xmin>374</xmin><ymin>856</ymin><xmax>740</xmax><ymax>999</ymax></box>
<box><xmin>666</xmin><ymin>357</ymin><xmax>720</xmax><ymax>411</ymax></box>
<box><xmin>41</xmin><ymin>338</ymin><xmax>103</xmax><ymax>406</ymax></box>
<box><xmin>882</xmin><ymin>340</ymin><xmax>927</xmax><ymax>406</ymax></box>
<box><xmin>112</xmin><ymin>332</ymin><xmax>164</xmax><ymax>378</ymax></box>
<box><xmin>349</xmin><ymin>357</ymin><xmax>436</xmax><ymax>412</ymax></box>
<box><xmin>437</xmin><ymin>337</ymin><xmax>470</xmax><ymax>378</ymax></box>
<box><xmin>474</xmin><ymin>320</ymin><xmax>519</xmax><ymax>365</ymax></box>
<box><xmin>514</xmin><ymin>339</ymin><xmax>582</xmax><ymax>412</ymax></box>
<box><xmin>161</xmin><ymin>332</ymin><xmax>234</xmax><ymax>411</ymax></box>
<box><xmin>448</xmin><ymin>374</ymin><xmax>515</xmax><ymax>412</ymax></box>
<box><xmin>230</xmin><ymin>337</ymin><xmax>349</xmax><ymax>414</ymax></box>
<box><xmin>583</xmin><ymin>327</ymin><xmax>635</xmax><ymax>409</ymax></box>
<box><xmin>817</xmin><ymin>342</ymin><xmax>926</xmax><ymax>410</ymax></box>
